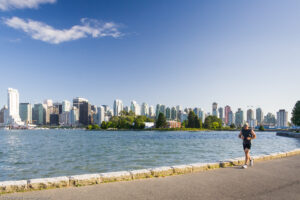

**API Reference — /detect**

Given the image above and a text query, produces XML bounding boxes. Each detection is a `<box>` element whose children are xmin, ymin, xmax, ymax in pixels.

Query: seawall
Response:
<box><xmin>277</xmin><ymin>131</ymin><xmax>300</xmax><ymax>138</ymax></box>
<box><xmin>1</xmin><ymin>148</ymin><xmax>300</xmax><ymax>195</ymax></box>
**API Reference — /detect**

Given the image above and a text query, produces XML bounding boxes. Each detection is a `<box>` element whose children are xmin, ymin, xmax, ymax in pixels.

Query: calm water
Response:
<box><xmin>0</xmin><ymin>130</ymin><xmax>299</xmax><ymax>181</ymax></box>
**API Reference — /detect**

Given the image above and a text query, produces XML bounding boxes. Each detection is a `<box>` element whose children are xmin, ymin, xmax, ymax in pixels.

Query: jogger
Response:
<box><xmin>239</xmin><ymin>123</ymin><xmax>256</xmax><ymax>168</ymax></box>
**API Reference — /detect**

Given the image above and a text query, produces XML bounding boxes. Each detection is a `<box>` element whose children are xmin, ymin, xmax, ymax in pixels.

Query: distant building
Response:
<box><xmin>277</xmin><ymin>109</ymin><xmax>288</xmax><ymax>128</ymax></box>
<box><xmin>62</xmin><ymin>100</ymin><xmax>71</xmax><ymax>112</ymax></box>
<box><xmin>218</xmin><ymin>107</ymin><xmax>224</xmax><ymax>122</ymax></box>
<box><xmin>141</xmin><ymin>102</ymin><xmax>149</xmax><ymax>116</ymax></box>
<box><xmin>224</xmin><ymin>105</ymin><xmax>231</xmax><ymax>125</ymax></box>
<box><xmin>60</xmin><ymin>112</ymin><xmax>69</xmax><ymax>126</ymax></box>
<box><xmin>53</xmin><ymin>102</ymin><xmax>62</xmax><ymax>114</ymax></box>
<box><xmin>43</xmin><ymin>99</ymin><xmax>53</xmax><ymax>107</ymax></box>
<box><xmin>249</xmin><ymin>119</ymin><xmax>257</xmax><ymax>129</ymax></box>
<box><xmin>156</xmin><ymin>104</ymin><xmax>166</xmax><ymax>118</ymax></box>
<box><xmin>79</xmin><ymin>101</ymin><xmax>91</xmax><ymax>125</ymax></box>
<box><xmin>212</xmin><ymin>102</ymin><xmax>218</xmax><ymax>117</ymax></box>
<box><xmin>247</xmin><ymin>109</ymin><xmax>254</xmax><ymax>123</ymax></box>
<box><xmin>256</xmin><ymin>108</ymin><xmax>264</xmax><ymax>125</ymax></box>
<box><xmin>69</xmin><ymin>106</ymin><xmax>79</xmax><ymax>126</ymax></box>
<box><xmin>19</xmin><ymin>103</ymin><xmax>32</xmax><ymax>124</ymax></box>
<box><xmin>167</xmin><ymin>120</ymin><xmax>181</xmax><ymax>128</ymax></box>
<box><xmin>50</xmin><ymin>114</ymin><xmax>59</xmax><ymax>126</ymax></box>
<box><xmin>264</xmin><ymin>113</ymin><xmax>276</xmax><ymax>126</ymax></box>
<box><xmin>130</xmin><ymin>101</ymin><xmax>140</xmax><ymax>115</ymax></box>
<box><xmin>124</xmin><ymin>106</ymin><xmax>130</xmax><ymax>113</ymax></box>
<box><xmin>0</xmin><ymin>106</ymin><xmax>7</xmax><ymax>124</ymax></box>
<box><xmin>235</xmin><ymin>108</ymin><xmax>244</xmax><ymax>127</ymax></box>
<box><xmin>180</xmin><ymin>112</ymin><xmax>188</xmax><ymax>122</ymax></box>
<box><xmin>149</xmin><ymin>106</ymin><xmax>155</xmax><ymax>117</ymax></box>
<box><xmin>144</xmin><ymin>122</ymin><xmax>155</xmax><ymax>129</ymax></box>
<box><xmin>73</xmin><ymin>97</ymin><xmax>88</xmax><ymax>109</ymax></box>
<box><xmin>32</xmin><ymin>104</ymin><xmax>45</xmax><ymax>125</ymax></box>
<box><xmin>228</xmin><ymin>111</ymin><xmax>234</xmax><ymax>125</ymax></box>
<box><xmin>166</xmin><ymin>107</ymin><xmax>171</xmax><ymax>119</ymax></box>
<box><xmin>97</xmin><ymin>106</ymin><xmax>105</xmax><ymax>125</ymax></box>
<box><xmin>171</xmin><ymin>107</ymin><xmax>177</xmax><ymax>120</ymax></box>
<box><xmin>113</xmin><ymin>99</ymin><xmax>123</xmax><ymax>116</ymax></box>
<box><xmin>7</xmin><ymin>88</ymin><xmax>24</xmax><ymax>126</ymax></box>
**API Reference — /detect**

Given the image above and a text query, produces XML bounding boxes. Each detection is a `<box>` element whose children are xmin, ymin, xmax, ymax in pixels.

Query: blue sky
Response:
<box><xmin>0</xmin><ymin>0</ymin><xmax>299</xmax><ymax>115</ymax></box>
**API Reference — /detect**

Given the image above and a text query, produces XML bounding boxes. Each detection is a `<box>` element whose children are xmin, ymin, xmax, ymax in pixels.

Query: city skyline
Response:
<box><xmin>1</xmin><ymin>0</ymin><xmax>299</xmax><ymax>116</ymax></box>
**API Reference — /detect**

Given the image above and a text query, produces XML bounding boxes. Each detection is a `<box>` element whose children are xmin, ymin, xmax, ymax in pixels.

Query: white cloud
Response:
<box><xmin>3</xmin><ymin>17</ymin><xmax>122</xmax><ymax>44</ymax></box>
<box><xmin>0</xmin><ymin>0</ymin><xmax>56</xmax><ymax>11</ymax></box>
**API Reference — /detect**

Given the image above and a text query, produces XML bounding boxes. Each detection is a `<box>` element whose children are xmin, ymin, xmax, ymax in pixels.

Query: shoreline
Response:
<box><xmin>1</xmin><ymin>148</ymin><xmax>300</xmax><ymax>195</ymax></box>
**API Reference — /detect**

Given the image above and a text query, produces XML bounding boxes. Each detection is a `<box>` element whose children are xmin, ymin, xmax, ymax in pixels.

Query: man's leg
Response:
<box><xmin>244</xmin><ymin>148</ymin><xmax>250</xmax><ymax>165</ymax></box>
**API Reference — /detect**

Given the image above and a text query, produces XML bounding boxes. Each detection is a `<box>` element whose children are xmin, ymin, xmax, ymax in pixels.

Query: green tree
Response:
<box><xmin>133</xmin><ymin>116</ymin><xmax>145</xmax><ymax>129</ymax></box>
<box><xmin>291</xmin><ymin>101</ymin><xmax>300</xmax><ymax>126</ymax></box>
<box><xmin>86</xmin><ymin>125</ymin><xmax>93</xmax><ymax>130</ymax></box>
<box><xmin>212</xmin><ymin>122</ymin><xmax>219</xmax><ymax>129</ymax></box>
<box><xmin>101</xmin><ymin>121</ymin><xmax>108</xmax><ymax>129</ymax></box>
<box><xmin>230</xmin><ymin>124</ymin><xmax>236</xmax><ymax>129</ymax></box>
<box><xmin>156</xmin><ymin>113</ymin><xmax>167</xmax><ymax>128</ymax></box>
<box><xmin>187</xmin><ymin>111</ymin><xmax>196</xmax><ymax>128</ymax></box>
<box><xmin>259</xmin><ymin>125</ymin><xmax>265</xmax><ymax>131</ymax></box>
<box><xmin>92</xmin><ymin>124</ymin><xmax>100</xmax><ymax>130</ymax></box>
<box><xmin>204</xmin><ymin>116</ymin><xmax>222</xmax><ymax>129</ymax></box>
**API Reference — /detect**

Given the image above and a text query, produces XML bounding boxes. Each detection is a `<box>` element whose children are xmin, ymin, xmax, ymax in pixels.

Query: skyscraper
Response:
<box><xmin>79</xmin><ymin>101</ymin><xmax>91</xmax><ymax>125</ymax></box>
<box><xmin>69</xmin><ymin>106</ymin><xmax>79</xmax><ymax>126</ymax></box>
<box><xmin>228</xmin><ymin>111</ymin><xmax>234</xmax><ymax>125</ymax></box>
<box><xmin>7</xmin><ymin>88</ymin><xmax>23</xmax><ymax>125</ymax></box>
<box><xmin>97</xmin><ymin>106</ymin><xmax>105</xmax><ymax>125</ymax></box>
<box><xmin>247</xmin><ymin>109</ymin><xmax>254</xmax><ymax>123</ymax></box>
<box><xmin>149</xmin><ymin>106</ymin><xmax>155</xmax><ymax>117</ymax></box>
<box><xmin>264</xmin><ymin>113</ymin><xmax>276</xmax><ymax>126</ymax></box>
<box><xmin>235</xmin><ymin>108</ymin><xmax>244</xmax><ymax>127</ymax></box>
<box><xmin>218</xmin><ymin>107</ymin><xmax>224</xmax><ymax>121</ymax></box>
<box><xmin>256</xmin><ymin>108</ymin><xmax>264</xmax><ymax>125</ymax></box>
<box><xmin>62</xmin><ymin>100</ymin><xmax>71</xmax><ymax>112</ymax></box>
<box><xmin>276</xmin><ymin>109</ymin><xmax>288</xmax><ymax>128</ymax></box>
<box><xmin>165</xmin><ymin>107</ymin><xmax>171</xmax><ymax>120</ymax></box>
<box><xmin>19</xmin><ymin>103</ymin><xmax>32</xmax><ymax>124</ymax></box>
<box><xmin>43</xmin><ymin>99</ymin><xmax>53</xmax><ymax>107</ymax></box>
<box><xmin>224</xmin><ymin>105</ymin><xmax>231</xmax><ymax>125</ymax></box>
<box><xmin>212</xmin><ymin>102</ymin><xmax>218</xmax><ymax>117</ymax></box>
<box><xmin>141</xmin><ymin>102</ymin><xmax>149</xmax><ymax>116</ymax></box>
<box><xmin>171</xmin><ymin>107</ymin><xmax>177</xmax><ymax>120</ymax></box>
<box><xmin>130</xmin><ymin>101</ymin><xmax>140</xmax><ymax>115</ymax></box>
<box><xmin>113</xmin><ymin>99</ymin><xmax>123</xmax><ymax>116</ymax></box>
<box><xmin>32</xmin><ymin>104</ymin><xmax>45</xmax><ymax>125</ymax></box>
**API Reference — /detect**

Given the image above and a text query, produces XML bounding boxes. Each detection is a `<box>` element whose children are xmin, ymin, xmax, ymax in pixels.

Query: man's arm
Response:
<box><xmin>251</xmin><ymin>130</ymin><xmax>256</xmax><ymax>139</ymax></box>
<box><xmin>238</xmin><ymin>131</ymin><xmax>243</xmax><ymax>139</ymax></box>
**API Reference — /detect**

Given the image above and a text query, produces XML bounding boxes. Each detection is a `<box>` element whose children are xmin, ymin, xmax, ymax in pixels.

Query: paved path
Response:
<box><xmin>1</xmin><ymin>155</ymin><xmax>300</xmax><ymax>200</ymax></box>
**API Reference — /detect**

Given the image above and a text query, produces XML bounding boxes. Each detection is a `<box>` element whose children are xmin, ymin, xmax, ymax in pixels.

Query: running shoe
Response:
<box><xmin>250</xmin><ymin>159</ymin><xmax>254</xmax><ymax>167</ymax></box>
<box><xmin>242</xmin><ymin>164</ymin><xmax>248</xmax><ymax>169</ymax></box>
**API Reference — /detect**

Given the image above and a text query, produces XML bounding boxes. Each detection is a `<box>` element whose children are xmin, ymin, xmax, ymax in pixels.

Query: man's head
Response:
<box><xmin>243</xmin><ymin>122</ymin><xmax>249</xmax><ymax>129</ymax></box>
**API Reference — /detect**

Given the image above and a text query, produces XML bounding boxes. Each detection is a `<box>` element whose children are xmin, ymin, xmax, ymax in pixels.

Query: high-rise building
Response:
<box><xmin>97</xmin><ymin>106</ymin><xmax>105</xmax><ymax>125</ymax></box>
<box><xmin>264</xmin><ymin>113</ymin><xmax>276</xmax><ymax>126</ymax></box>
<box><xmin>235</xmin><ymin>108</ymin><xmax>244</xmax><ymax>127</ymax></box>
<box><xmin>218</xmin><ymin>107</ymin><xmax>224</xmax><ymax>121</ymax></box>
<box><xmin>53</xmin><ymin>102</ymin><xmax>63</xmax><ymax>114</ymax></box>
<box><xmin>79</xmin><ymin>101</ymin><xmax>91</xmax><ymax>125</ymax></box>
<box><xmin>50</xmin><ymin>114</ymin><xmax>59</xmax><ymax>125</ymax></box>
<box><xmin>0</xmin><ymin>106</ymin><xmax>7</xmax><ymax>124</ymax></box>
<box><xmin>199</xmin><ymin>109</ymin><xmax>205</xmax><ymax>123</ymax></box>
<box><xmin>212</xmin><ymin>102</ymin><xmax>218</xmax><ymax>117</ymax></box>
<box><xmin>141</xmin><ymin>102</ymin><xmax>149</xmax><ymax>116</ymax></box>
<box><xmin>130</xmin><ymin>101</ymin><xmax>140</xmax><ymax>115</ymax></box>
<box><xmin>60</xmin><ymin>112</ymin><xmax>69</xmax><ymax>126</ymax></box>
<box><xmin>32</xmin><ymin>104</ymin><xmax>45</xmax><ymax>125</ymax></box>
<box><xmin>62</xmin><ymin>100</ymin><xmax>71</xmax><ymax>112</ymax></box>
<box><xmin>113</xmin><ymin>99</ymin><xmax>123</xmax><ymax>116</ymax></box>
<box><xmin>171</xmin><ymin>107</ymin><xmax>177</xmax><ymax>120</ymax></box>
<box><xmin>69</xmin><ymin>106</ymin><xmax>79</xmax><ymax>126</ymax></box>
<box><xmin>73</xmin><ymin>97</ymin><xmax>88</xmax><ymax>109</ymax></box>
<box><xmin>276</xmin><ymin>109</ymin><xmax>288</xmax><ymax>128</ymax></box>
<box><xmin>43</xmin><ymin>99</ymin><xmax>53</xmax><ymax>107</ymax></box>
<box><xmin>165</xmin><ymin>107</ymin><xmax>171</xmax><ymax>119</ymax></box>
<box><xmin>224</xmin><ymin>105</ymin><xmax>231</xmax><ymax>125</ymax></box>
<box><xmin>7</xmin><ymin>88</ymin><xmax>23</xmax><ymax>125</ymax></box>
<box><xmin>124</xmin><ymin>106</ymin><xmax>130</xmax><ymax>113</ymax></box>
<box><xmin>19</xmin><ymin>103</ymin><xmax>32</xmax><ymax>124</ymax></box>
<box><xmin>149</xmin><ymin>106</ymin><xmax>155</xmax><ymax>117</ymax></box>
<box><xmin>247</xmin><ymin>109</ymin><xmax>254</xmax><ymax>123</ymax></box>
<box><xmin>256</xmin><ymin>108</ymin><xmax>264</xmax><ymax>125</ymax></box>
<box><xmin>228</xmin><ymin>111</ymin><xmax>234</xmax><ymax>125</ymax></box>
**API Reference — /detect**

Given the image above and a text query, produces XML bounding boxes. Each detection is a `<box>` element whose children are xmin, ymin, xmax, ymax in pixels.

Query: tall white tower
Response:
<box><xmin>7</xmin><ymin>88</ymin><xmax>23</xmax><ymax>125</ymax></box>
<box><xmin>113</xmin><ymin>99</ymin><xmax>123</xmax><ymax>116</ymax></box>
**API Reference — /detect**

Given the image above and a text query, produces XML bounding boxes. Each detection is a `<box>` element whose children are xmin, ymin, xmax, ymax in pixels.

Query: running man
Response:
<box><xmin>238</xmin><ymin>123</ymin><xmax>256</xmax><ymax>169</ymax></box>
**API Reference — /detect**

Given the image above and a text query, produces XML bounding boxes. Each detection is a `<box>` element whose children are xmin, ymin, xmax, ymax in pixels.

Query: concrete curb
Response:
<box><xmin>1</xmin><ymin>148</ymin><xmax>300</xmax><ymax>194</ymax></box>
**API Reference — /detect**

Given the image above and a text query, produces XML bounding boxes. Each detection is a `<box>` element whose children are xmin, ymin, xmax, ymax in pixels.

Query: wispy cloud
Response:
<box><xmin>3</xmin><ymin>17</ymin><xmax>122</xmax><ymax>44</ymax></box>
<box><xmin>0</xmin><ymin>0</ymin><xmax>56</xmax><ymax>11</ymax></box>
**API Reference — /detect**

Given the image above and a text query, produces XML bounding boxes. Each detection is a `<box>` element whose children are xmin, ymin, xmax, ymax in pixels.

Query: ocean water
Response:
<box><xmin>0</xmin><ymin>129</ymin><xmax>299</xmax><ymax>181</ymax></box>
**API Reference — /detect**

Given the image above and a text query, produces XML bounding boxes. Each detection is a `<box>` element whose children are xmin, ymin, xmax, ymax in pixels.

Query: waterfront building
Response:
<box><xmin>0</xmin><ymin>106</ymin><xmax>5</xmax><ymax>124</ymax></box>
<box><xmin>218</xmin><ymin>107</ymin><xmax>224</xmax><ymax>122</ymax></box>
<box><xmin>235</xmin><ymin>108</ymin><xmax>244</xmax><ymax>127</ymax></box>
<box><xmin>50</xmin><ymin>114</ymin><xmax>59</xmax><ymax>126</ymax></box>
<box><xmin>247</xmin><ymin>109</ymin><xmax>254</xmax><ymax>123</ymax></box>
<box><xmin>141</xmin><ymin>102</ymin><xmax>149</xmax><ymax>116</ymax></box>
<box><xmin>171</xmin><ymin>106</ymin><xmax>177</xmax><ymax>120</ymax></box>
<box><xmin>228</xmin><ymin>111</ymin><xmax>234</xmax><ymax>125</ymax></box>
<box><xmin>32</xmin><ymin>104</ymin><xmax>45</xmax><ymax>125</ymax></box>
<box><xmin>69</xmin><ymin>106</ymin><xmax>79</xmax><ymax>126</ymax></box>
<box><xmin>276</xmin><ymin>109</ymin><xmax>288</xmax><ymax>128</ymax></box>
<box><xmin>73</xmin><ymin>97</ymin><xmax>88</xmax><ymax>109</ymax></box>
<box><xmin>43</xmin><ymin>99</ymin><xmax>53</xmax><ymax>107</ymax></box>
<box><xmin>264</xmin><ymin>113</ymin><xmax>276</xmax><ymax>126</ymax></box>
<box><xmin>113</xmin><ymin>99</ymin><xmax>123</xmax><ymax>116</ymax></box>
<box><xmin>165</xmin><ymin>107</ymin><xmax>171</xmax><ymax>119</ymax></box>
<box><xmin>144</xmin><ymin>122</ymin><xmax>155</xmax><ymax>129</ymax></box>
<box><xmin>101</xmin><ymin>105</ymin><xmax>110</xmax><ymax>112</ymax></box>
<box><xmin>256</xmin><ymin>108</ymin><xmax>264</xmax><ymax>125</ymax></box>
<box><xmin>149</xmin><ymin>106</ymin><xmax>155</xmax><ymax>117</ymax></box>
<box><xmin>130</xmin><ymin>101</ymin><xmax>140</xmax><ymax>115</ymax></box>
<box><xmin>212</xmin><ymin>102</ymin><xmax>218</xmax><ymax>117</ymax></box>
<box><xmin>62</xmin><ymin>100</ymin><xmax>71</xmax><ymax>112</ymax></box>
<box><xmin>167</xmin><ymin>120</ymin><xmax>181</xmax><ymax>128</ymax></box>
<box><xmin>53</xmin><ymin>102</ymin><xmax>63</xmax><ymax>114</ymax></box>
<box><xmin>124</xmin><ymin>106</ymin><xmax>130</xmax><ymax>113</ymax></box>
<box><xmin>156</xmin><ymin>104</ymin><xmax>166</xmax><ymax>118</ymax></box>
<box><xmin>249</xmin><ymin>119</ymin><xmax>257</xmax><ymax>128</ymax></box>
<box><xmin>224</xmin><ymin>105</ymin><xmax>231</xmax><ymax>125</ymax></box>
<box><xmin>7</xmin><ymin>88</ymin><xmax>24</xmax><ymax>126</ymax></box>
<box><xmin>19</xmin><ymin>103</ymin><xmax>32</xmax><ymax>124</ymax></box>
<box><xmin>59</xmin><ymin>112</ymin><xmax>69</xmax><ymax>126</ymax></box>
<box><xmin>79</xmin><ymin>101</ymin><xmax>91</xmax><ymax>125</ymax></box>
<box><xmin>97</xmin><ymin>106</ymin><xmax>105</xmax><ymax>125</ymax></box>
<box><xmin>199</xmin><ymin>109</ymin><xmax>205</xmax><ymax>123</ymax></box>
<box><xmin>180</xmin><ymin>112</ymin><xmax>188</xmax><ymax>122</ymax></box>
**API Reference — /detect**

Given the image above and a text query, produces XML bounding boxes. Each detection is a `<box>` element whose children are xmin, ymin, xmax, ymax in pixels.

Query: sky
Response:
<box><xmin>0</xmin><ymin>0</ymin><xmax>299</xmax><ymax>116</ymax></box>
